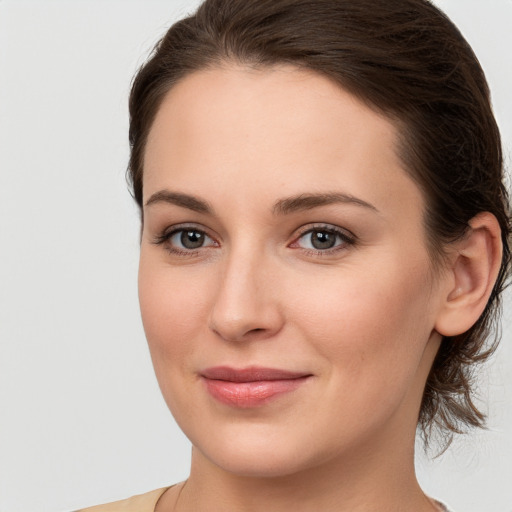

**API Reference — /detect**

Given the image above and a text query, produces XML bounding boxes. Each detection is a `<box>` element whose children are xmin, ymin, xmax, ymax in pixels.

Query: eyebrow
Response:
<box><xmin>144</xmin><ymin>190</ymin><xmax>379</xmax><ymax>216</ymax></box>
<box><xmin>145</xmin><ymin>190</ymin><xmax>213</xmax><ymax>214</ymax></box>
<box><xmin>273</xmin><ymin>192</ymin><xmax>379</xmax><ymax>215</ymax></box>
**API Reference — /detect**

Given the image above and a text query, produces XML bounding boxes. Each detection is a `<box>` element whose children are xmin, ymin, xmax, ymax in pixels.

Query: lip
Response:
<box><xmin>200</xmin><ymin>366</ymin><xmax>312</xmax><ymax>408</ymax></box>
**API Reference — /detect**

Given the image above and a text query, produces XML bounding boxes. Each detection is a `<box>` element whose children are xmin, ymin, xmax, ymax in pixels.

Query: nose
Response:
<box><xmin>208</xmin><ymin>249</ymin><xmax>284</xmax><ymax>343</ymax></box>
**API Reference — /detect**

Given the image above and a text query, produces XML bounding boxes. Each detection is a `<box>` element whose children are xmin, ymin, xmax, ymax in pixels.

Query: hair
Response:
<box><xmin>128</xmin><ymin>0</ymin><xmax>511</xmax><ymax>446</ymax></box>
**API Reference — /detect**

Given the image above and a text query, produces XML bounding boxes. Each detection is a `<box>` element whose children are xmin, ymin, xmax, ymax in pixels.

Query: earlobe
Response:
<box><xmin>435</xmin><ymin>212</ymin><xmax>503</xmax><ymax>337</ymax></box>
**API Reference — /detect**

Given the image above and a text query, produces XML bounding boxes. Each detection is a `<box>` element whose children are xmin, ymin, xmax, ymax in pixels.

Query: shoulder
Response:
<box><xmin>433</xmin><ymin>499</ymin><xmax>456</xmax><ymax>512</ymax></box>
<box><xmin>75</xmin><ymin>486</ymin><xmax>170</xmax><ymax>512</ymax></box>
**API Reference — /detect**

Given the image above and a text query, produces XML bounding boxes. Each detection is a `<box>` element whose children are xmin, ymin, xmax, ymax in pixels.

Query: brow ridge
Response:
<box><xmin>144</xmin><ymin>190</ymin><xmax>378</xmax><ymax>216</ymax></box>
<box><xmin>272</xmin><ymin>192</ymin><xmax>379</xmax><ymax>215</ymax></box>
<box><xmin>145</xmin><ymin>190</ymin><xmax>212</xmax><ymax>214</ymax></box>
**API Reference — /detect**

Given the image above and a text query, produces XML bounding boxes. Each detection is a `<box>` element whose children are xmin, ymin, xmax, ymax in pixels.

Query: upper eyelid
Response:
<box><xmin>152</xmin><ymin>223</ymin><xmax>217</xmax><ymax>246</ymax></box>
<box><xmin>293</xmin><ymin>223</ymin><xmax>355</xmax><ymax>240</ymax></box>
<box><xmin>162</xmin><ymin>223</ymin><xmax>216</xmax><ymax>239</ymax></box>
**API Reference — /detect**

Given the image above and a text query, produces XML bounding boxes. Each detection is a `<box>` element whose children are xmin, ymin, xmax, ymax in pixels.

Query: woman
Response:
<box><xmin>79</xmin><ymin>0</ymin><xmax>510</xmax><ymax>510</ymax></box>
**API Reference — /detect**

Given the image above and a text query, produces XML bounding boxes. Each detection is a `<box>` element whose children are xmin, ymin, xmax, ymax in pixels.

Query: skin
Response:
<box><xmin>138</xmin><ymin>64</ymin><xmax>495</xmax><ymax>512</ymax></box>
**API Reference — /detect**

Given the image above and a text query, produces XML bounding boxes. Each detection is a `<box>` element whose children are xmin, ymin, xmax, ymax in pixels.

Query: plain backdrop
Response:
<box><xmin>0</xmin><ymin>1</ymin><xmax>511</xmax><ymax>511</ymax></box>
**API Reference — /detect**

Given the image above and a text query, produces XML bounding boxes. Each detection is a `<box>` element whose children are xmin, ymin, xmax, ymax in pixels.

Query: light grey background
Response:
<box><xmin>0</xmin><ymin>1</ymin><xmax>510</xmax><ymax>511</ymax></box>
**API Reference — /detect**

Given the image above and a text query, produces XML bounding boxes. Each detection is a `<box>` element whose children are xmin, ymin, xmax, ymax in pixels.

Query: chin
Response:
<box><xmin>188</xmin><ymin>424</ymin><xmax>337</xmax><ymax>479</ymax></box>
<box><xmin>203</xmin><ymin>446</ymin><xmax>315</xmax><ymax>479</ymax></box>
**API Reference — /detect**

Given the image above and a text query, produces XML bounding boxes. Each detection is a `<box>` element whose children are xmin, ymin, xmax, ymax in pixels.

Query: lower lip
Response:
<box><xmin>203</xmin><ymin>377</ymin><xmax>310</xmax><ymax>408</ymax></box>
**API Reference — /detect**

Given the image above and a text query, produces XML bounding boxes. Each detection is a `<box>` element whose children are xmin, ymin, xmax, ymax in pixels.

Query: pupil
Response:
<box><xmin>181</xmin><ymin>230</ymin><xmax>204</xmax><ymax>249</ymax></box>
<box><xmin>311</xmin><ymin>230</ymin><xmax>336</xmax><ymax>250</ymax></box>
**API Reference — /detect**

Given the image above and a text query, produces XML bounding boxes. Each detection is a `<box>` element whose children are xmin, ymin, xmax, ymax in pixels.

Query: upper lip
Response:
<box><xmin>200</xmin><ymin>366</ymin><xmax>311</xmax><ymax>382</ymax></box>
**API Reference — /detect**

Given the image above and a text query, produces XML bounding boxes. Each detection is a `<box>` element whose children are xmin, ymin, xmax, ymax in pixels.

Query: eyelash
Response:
<box><xmin>152</xmin><ymin>223</ymin><xmax>356</xmax><ymax>257</ymax></box>
<box><xmin>290</xmin><ymin>224</ymin><xmax>356</xmax><ymax>256</ymax></box>
<box><xmin>152</xmin><ymin>224</ymin><xmax>218</xmax><ymax>257</ymax></box>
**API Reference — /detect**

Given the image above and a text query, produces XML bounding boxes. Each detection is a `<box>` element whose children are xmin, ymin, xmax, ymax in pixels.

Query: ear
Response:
<box><xmin>435</xmin><ymin>212</ymin><xmax>503</xmax><ymax>337</ymax></box>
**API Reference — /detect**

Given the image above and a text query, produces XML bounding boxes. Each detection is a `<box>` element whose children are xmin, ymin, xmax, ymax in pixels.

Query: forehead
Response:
<box><xmin>143</xmin><ymin>64</ymin><xmax>424</xmax><ymax>223</ymax></box>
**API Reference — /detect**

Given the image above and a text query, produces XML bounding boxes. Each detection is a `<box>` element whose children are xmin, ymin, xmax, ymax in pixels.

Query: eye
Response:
<box><xmin>169</xmin><ymin>229</ymin><xmax>214</xmax><ymax>250</ymax></box>
<box><xmin>153</xmin><ymin>226</ymin><xmax>218</xmax><ymax>254</ymax></box>
<box><xmin>293</xmin><ymin>226</ymin><xmax>355</xmax><ymax>252</ymax></box>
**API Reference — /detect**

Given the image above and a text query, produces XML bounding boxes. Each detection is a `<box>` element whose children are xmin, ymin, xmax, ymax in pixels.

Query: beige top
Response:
<box><xmin>75</xmin><ymin>487</ymin><xmax>453</xmax><ymax>512</ymax></box>
<box><xmin>75</xmin><ymin>487</ymin><xmax>170</xmax><ymax>512</ymax></box>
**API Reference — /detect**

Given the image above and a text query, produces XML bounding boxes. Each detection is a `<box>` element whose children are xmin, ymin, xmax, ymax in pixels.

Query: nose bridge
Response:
<box><xmin>209</xmin><ymin>239</ymin><xmax>282</xmax><ymax>342</ymax></box>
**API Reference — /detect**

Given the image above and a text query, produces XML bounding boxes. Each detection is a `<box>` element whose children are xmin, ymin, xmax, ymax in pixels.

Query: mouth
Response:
<box><xmin>200</xmin><ymin>366</ymin><xmax>312</xmax><ymax>408</ymax></box>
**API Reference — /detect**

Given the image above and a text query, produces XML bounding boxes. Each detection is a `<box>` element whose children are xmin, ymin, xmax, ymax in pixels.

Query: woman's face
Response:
<box><xmin>139</xmin><ymin>65</ymin><xmax>446</xmax><ymax>477</ymax></box>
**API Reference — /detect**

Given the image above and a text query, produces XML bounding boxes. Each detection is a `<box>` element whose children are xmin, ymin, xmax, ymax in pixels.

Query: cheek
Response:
<box><xmin>291</xmin><ymin>256</ymin><xmax>436</xmax><ymax>390</ymax></box>
<box><xmin>138</xmin><ymin>253</ymin><xmax>212</xmax><ymax>371</ymax></box>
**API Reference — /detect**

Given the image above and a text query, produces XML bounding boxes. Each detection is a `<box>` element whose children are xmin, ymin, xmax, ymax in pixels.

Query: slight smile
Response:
<box><xmin>200</xmin><ymin>366</ymin><xmax>313</xmax><ymax>408</ymax></box>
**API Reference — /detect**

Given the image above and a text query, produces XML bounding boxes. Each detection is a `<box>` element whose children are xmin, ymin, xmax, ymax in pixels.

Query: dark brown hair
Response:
<box><xmin>128</xmin><ymin>0</ymin><xmax>511</xmax><ymax>444</ymax></box>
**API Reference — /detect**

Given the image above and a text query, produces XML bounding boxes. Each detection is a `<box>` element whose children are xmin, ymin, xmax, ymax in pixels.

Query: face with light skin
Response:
<box><xmin>138</xmin><ymin>64</ymin><xmax>450</xmax><ymax>489</ymax></box>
